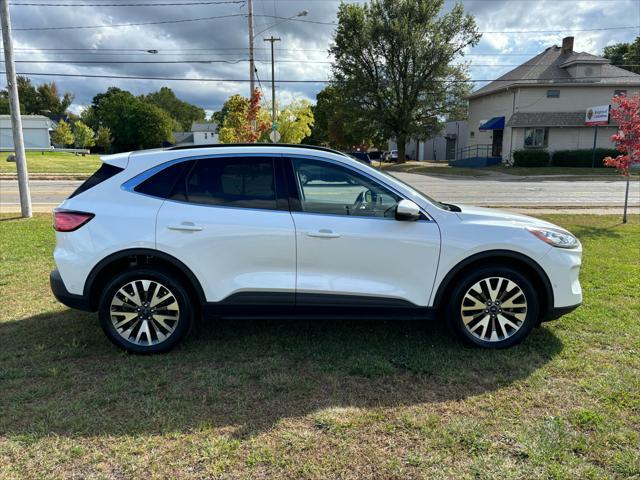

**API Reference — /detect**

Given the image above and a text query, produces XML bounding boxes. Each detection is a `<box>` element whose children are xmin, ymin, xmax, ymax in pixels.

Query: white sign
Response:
<box><xmin>585</xmin><ymin>105</ymin><xmax>610</xmax><ymax>126</ymax></box>
<box><xmin>269</xmin><ymin>130</ymin><xmax>281</xmax><ymax>143</ymax></box>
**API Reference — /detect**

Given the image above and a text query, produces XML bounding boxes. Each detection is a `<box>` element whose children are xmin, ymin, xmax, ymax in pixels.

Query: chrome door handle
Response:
<box><xmin>168</xmin><ymin>222</ymin><xmax>203</xmax><ymax>232</ymax></box>
<box><xmin>306</xmin><ymin>229</ymin><xmax>341</xmax><ymax>238</ymax></box>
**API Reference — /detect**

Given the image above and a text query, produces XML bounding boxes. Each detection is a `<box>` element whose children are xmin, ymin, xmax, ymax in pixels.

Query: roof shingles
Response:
<box><xmin>469</xmin><ymin>46</ymin><xmax>640</xmax><ymax>98</ymax></box>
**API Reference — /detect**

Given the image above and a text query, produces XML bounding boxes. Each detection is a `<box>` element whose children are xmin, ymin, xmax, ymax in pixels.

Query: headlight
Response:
<box><xmin>527</xmin><ymin>226</ymin><xmax>579</xmax><ymax>249</ymax></box>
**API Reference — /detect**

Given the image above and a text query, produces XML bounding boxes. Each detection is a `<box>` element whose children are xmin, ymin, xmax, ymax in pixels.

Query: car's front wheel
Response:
<box><xmin>447</xmin><ymin>266</ymin><xmax>539</xmax><ymax>348</ymax></box>
<box><xmin>98</xmin><ymin>268</ymin><xmax>193</xmax><ymax>353</ymax></box>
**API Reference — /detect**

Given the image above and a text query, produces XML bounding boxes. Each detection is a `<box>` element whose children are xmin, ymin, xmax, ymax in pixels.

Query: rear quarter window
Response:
<box><xmin>134</xmin><ymin>161</ymin><xmax>195</xmax><ymax>199</ymax></box>
<box><xmin>69</xmin><ymin>163</ymin><xmax>124</xmax><ymax>199</ymax></box>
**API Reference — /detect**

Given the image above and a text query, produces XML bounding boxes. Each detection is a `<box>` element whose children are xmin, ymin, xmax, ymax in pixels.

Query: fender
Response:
<box><xmin>83</xmin><ymin>248</ymin><xmax>207</xmax><ymax>304</ymax></box>
<box><xmin>431</xmin><ymin>249</ymin><xmax>554</xmax><ymax>311</ymax></box>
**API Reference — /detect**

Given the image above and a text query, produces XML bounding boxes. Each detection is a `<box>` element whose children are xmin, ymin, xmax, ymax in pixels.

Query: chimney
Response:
<box><xmin>561</xmin><ymin>36</ymin><xmax>574</xmax><ymax>54</ymax></box>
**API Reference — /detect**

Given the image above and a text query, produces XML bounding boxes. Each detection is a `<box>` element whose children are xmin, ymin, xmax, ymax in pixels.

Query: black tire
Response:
<box><xmin>98</xmin><ymin>268</ymin><xmax>194</xmax><ymax>353</ymax></box>
<box><xmin>446</xmin><ymin>265</ymin><xmax>539</xmax><ymax>349</ymax></box>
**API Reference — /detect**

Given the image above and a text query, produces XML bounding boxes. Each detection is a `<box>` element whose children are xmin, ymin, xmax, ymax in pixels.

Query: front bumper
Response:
<box><xmin>50</xmin><ymin>269</ymin><xmax>93</xmax><ymax>311</ymax></box>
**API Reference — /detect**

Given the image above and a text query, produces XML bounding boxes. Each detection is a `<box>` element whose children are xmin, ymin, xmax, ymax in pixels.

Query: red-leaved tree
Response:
<box><xmin>604</xmin><ymin>94</ymin><xmax>640</xmax><ymax>223</ymax></box>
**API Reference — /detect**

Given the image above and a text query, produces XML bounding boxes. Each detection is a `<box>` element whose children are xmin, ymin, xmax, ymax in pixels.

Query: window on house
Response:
<box><xmin>524</xmin><ymin>128</ymin><xmax>549</xmax><ymax>149</ymax></box>
<box><xmin>614</xmin><ymin>89</ymin><xmax>627</xmax><ymax>97</ymax></box>
<box><xmin>546</xmin><ymin>89</ymin><xmax>560</xmax><ymax>98</ymax></box>
<box><xmin>470</xmin><ymin>131</ymin><xmax>475</xmax><ymax>138</ymax></box>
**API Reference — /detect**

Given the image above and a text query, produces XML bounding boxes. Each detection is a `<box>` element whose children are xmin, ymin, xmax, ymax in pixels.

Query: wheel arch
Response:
<box><xmin>84</xmin><ymin>248</ymin><xmax>206</xmax><ymax>310</ymax></box>
<box><xmin>432</xmin><ymin>250</ymin><xmax>554</xmax><ymax>317</ymax></box>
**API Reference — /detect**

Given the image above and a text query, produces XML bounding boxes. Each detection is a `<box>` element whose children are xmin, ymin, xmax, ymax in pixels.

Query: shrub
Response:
<box><xmin>551</xmin><ymin>149</ymin><xmax>619</xmax><ymax>168</ymax></box>
<box><xmin>513</xmin><ymin>150</ymin><xmax>550</xmax><ymax>167</ymax></box>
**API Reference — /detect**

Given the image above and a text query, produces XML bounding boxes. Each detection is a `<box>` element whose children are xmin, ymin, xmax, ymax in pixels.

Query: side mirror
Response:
<box><xmin>395</xmin><ymin>199</ymin><xmax>421</xmax><ymax>221</ymax></box>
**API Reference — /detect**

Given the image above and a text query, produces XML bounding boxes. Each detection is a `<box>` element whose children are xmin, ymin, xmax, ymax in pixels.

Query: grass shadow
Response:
<box><xmin>0</xmin><ymin>309</ymin><xmax>563</xmax><ymax>440</ymax></box>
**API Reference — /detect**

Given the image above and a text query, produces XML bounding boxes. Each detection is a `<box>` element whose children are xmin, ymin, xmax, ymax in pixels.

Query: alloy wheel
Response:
<box><xmin>460</xmin><ymin>276</ymin><xmax>527</xmax><ymax>342</ymax></box>
<box><xmin>109</xmin><ymin>279</ymin><xmax>180</xmax><ymax>346</ymax></box>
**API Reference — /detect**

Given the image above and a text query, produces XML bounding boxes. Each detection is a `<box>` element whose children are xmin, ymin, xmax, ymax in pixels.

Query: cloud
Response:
<box><xmin>3</xmin><ymin>0</ymin><xmax>637</xmax><ymax>114</ymax></box>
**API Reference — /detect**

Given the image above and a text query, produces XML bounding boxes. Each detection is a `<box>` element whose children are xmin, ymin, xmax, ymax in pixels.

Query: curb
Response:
<box><xmin>0</xmin><ymin>174</ymin><xmax>89</xmax><ymax>181</ymax></box>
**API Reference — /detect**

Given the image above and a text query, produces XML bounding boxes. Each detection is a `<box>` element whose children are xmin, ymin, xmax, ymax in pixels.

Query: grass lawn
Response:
<box><xmin>382</xmin><ymin>162</ymin><xmax>640</xmax><ymax>179</ymax></box>
<box><xmin>1</xmin><ymin>214</ymin><xmax>639</xmax><ymax>479</ymax></box>
<box><xmin>0</xmin><ymin>151</ymin><xmax>101</xmax><ymax>175</ymax></box>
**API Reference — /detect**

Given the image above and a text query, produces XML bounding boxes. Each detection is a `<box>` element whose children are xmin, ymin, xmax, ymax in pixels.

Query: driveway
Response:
<box><xmin>1</xmin><ymin>174</ymin><xmax>638</xmax><ymax>213</ymax></box>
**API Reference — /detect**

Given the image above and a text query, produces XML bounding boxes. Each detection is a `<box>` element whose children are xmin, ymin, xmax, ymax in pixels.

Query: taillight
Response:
<box><xmin>53</xmin><ymin>210</ymin><xmax>94</xmax><ymax>232</ymax></box>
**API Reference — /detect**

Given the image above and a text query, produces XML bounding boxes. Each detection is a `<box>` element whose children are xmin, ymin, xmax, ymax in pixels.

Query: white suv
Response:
<box><xmin>50</xmin><ymin>145</ymin><xmax>582</xmax><ymax>353</ymax></box>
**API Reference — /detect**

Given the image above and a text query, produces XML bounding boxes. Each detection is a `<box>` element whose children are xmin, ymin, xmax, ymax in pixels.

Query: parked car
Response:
<box><xmin>386</xmin><ymin>150</ymin><xmax>399</xmax><ymax>162</ymax></box>
<box><xmin>346</xmin><ymin>151</ymin><xmax>372</xmax><ymax>164</ymax></box>
<box><xmin>51</xmin><ymin>144</ymin><xmax>582</xmax><ymax>353</ymax></box>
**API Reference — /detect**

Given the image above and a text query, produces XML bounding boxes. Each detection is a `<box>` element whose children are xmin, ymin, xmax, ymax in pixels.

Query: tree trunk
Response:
<box><xmin>397</xmin><ymin>135</ymin><xmax>407</xmax><ymax>164</ymax></box>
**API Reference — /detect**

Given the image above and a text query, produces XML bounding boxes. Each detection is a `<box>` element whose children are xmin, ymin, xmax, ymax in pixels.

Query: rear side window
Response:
<box><xmin>69</xmin><ymin>163</ymin><xmax>124</xmax><ymax>199</ymax></box>
<box><xmin>180</xmin><ymin>157</ymin><xmax>277</xmax><ymax>209</ymax></box>
<box><xmin>134</xmin><ymin>161</ymin><xmax>194</xmax><ymax>198</ymax></box>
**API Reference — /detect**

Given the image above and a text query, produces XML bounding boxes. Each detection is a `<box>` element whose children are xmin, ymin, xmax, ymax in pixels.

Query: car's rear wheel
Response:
<box><xmin>98</xmin><ymin>268</ymin><xmax>193</xmax><ymax>353</ymax></box>
<box><xmin>446</xmin><ymin>266</ymin><xmax>539</xmax><ymax>348</ymax></box>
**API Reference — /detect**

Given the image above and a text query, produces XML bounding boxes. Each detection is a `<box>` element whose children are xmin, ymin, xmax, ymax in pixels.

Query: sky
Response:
<box><xmin>2</xmin><ymin>0</ymin><xmax>639</xmax><ymax>117</ymax></box>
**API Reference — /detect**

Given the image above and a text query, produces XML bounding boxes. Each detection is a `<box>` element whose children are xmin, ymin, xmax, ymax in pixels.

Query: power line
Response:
<box><xmin>1</xmin><ymin>47</ymin><xmax>570</xmax><ymax>56</ymax></box>
<box><xmin>12</xmin><ymin>14</ymin><xmax>637</xmax><ymax>32</ymax></box>
<box><xmin>12</xmin><ymin>13</ymin><xmax>336</xmax><ymax>31</ymax></box>
<box><xmin>13</xmin><ymin>14</ymin><xmax>243</xmax><ymax>30</ymax></box>
<box><xmin>5</xmin><ymin>59</ymin><xmax>640</xmax><ymax>67</ymax></box>
<box><xmin>10</xmin><ymin>1</ymin><xmax>244</xmax><ymax>5</ymax></box>
<box><xmin>4</xmin><ymin>70</ymin><xmax>638</xmax><ymax>83</ymax></box>
<box><xmin>481</xmin><ymin>25</ymin><xmax>639</xmax><ymax>34</ymax></box>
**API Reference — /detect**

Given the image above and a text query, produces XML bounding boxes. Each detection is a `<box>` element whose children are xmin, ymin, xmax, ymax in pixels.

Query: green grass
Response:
<box><xmin>485</xmin><ymin>165</ymin><xmax>640</xmax><ymax>177</ymax></box>
<box><xmin>381</xmin><ymin>162</ymin><xmax>490</xmax><ymax>176</ymax></box>
<box><xmin>0</xmin><ymin>151</ymin><xmax>101</xmax><ymax>174</ymax></box>
<box><xmin>1</xmin><ymin>214</ymin><xmax>639</xmax><ymax>478</ymax></box>
<box><xmin>382</xmin><ymin>162</ymin><xmax>639</xmax><ymax>179</ymax></box>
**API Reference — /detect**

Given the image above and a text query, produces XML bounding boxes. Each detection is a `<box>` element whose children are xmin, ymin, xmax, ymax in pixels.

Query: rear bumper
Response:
<box><xmin>541</xmin><ymin>302</ymin><xmax>581</xmax><ymax>322</ymax></box>
<box><xmin>50</xmin><ymin>269</ymin><xmax>93</xmax><ymax>312</ymax></box>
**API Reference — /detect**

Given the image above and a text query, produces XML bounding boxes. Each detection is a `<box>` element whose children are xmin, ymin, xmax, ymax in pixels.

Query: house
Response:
<box><xmin>0</xmin><ymin>114</ymin><xmax>54</xmax><ymax>150</ymax></box>
<box><xmin>173</xmin><ymin>122</ymin><xmax>219</xmax><ymax>147</ymax></box>
<box><xmin>388</xmin><ymin>120</ymin><xmax>468</xmax><ymax>161</ymax></box>
<box><xmin>467</xmin><ymin>36</ymin><xmax>640</xmax><ymax>164</ymax></box>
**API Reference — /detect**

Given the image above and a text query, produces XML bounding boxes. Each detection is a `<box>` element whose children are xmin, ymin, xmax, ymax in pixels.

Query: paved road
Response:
<box><xmin>1</xmin><ymin>174</ymin><xmax>638</xmax><ymax>212</ymax></box>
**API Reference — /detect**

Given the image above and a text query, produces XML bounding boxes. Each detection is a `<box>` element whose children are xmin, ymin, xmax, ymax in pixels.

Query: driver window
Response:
<box><xmin>292</xmin><ymin>159</ymin><xmax>400</xmax><ymax>218</ymax></box>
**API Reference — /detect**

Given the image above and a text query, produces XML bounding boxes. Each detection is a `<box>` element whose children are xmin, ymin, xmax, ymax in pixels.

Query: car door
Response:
<box><xmin>286</xmin><ymin>156</ymin><xmax>441</xmax><ymax>307</ymax></box>
<box><xmin>155</xmin><ymin>155</ymin><xmax>296</xmax><ymax>304</ymax></box>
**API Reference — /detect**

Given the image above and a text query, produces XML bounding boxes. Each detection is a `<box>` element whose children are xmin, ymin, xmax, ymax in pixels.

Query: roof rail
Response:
<box><xmin>166</xmin><ymin>143</ymin><xmax>349</xmax><ymax>157</ymax></box>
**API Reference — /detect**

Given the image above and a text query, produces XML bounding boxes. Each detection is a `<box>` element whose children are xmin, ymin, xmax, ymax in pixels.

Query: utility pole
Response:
<box><xmin>1</xmin><ymin>0</ymin><xmax>31</xmax><ymax>218</ymax></box>
<box><xmin>264</xmin><ymin>36</ymin><xmax>280</xmax><ymax>141</ymax></box>
<box><xmin>247</xmin><ymin>0</ymin><xmax>255</xmax><ymax>96</ymax></box>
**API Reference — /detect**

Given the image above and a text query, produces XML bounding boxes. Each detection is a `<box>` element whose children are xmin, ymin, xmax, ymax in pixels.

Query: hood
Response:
<box><xmin>454</xmin><ymin>205</ymin><xmax>560</xmax><ymax>229</ymax></box>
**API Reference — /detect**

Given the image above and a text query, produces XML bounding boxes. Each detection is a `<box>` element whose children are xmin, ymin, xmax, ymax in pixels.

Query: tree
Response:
<box><xmin>276</xmin><ymin>99</ymin><xmax>314</xmax><ymax>144</ymax></box>
<box><xmin>219</xmin><ymin>89</ymin><xmax>271</xmax><ymax>143</ymax></box>
<box><xmin>73</xmin><ymin>121</ymin><xmax>95</xmax><ymax>149</ymax></box>
<box><xmin>94</xmin><ymin>126</ymin><xmax>113</xmax><ymax>153</ymax></box>
<box><xmin>330</xmin><ymin>0</ymin><xmax>480</xmax><ymax>162</ymax></box>
<box><xmin>308</xmin><ymin>85</ymin><xmax>384</xmax><ymax>149</ymax></box>
<box><xmin>83</xmin><ymin>88</ymin><xmax>175</xmax><ymax>151</ymax></box>
<box><xmin>144</xmin><ymin>87</ymin><xmax>206</xmax><ymax>131</ymax></box>
<box><xmin>1</xmin><ymin>76</ymin><xmax>74</xmax><ymax>115</ymax></box>
<box><xmin>51</xmin><ymin>119</ymin><xmax>74</xmax><ymax>147</ymax></box>
<box><xmin>35</xmin><ymin>82</ymin><xmax>74</xmax><ymax>115</ymax></box>
<box><xmin>603</xmin><ymin>37</ymin><xmax>640</xmax><ymax>74</ymax></box>
<box><xmin>604</xmin><ymin>94</ymin><xmax>640</xmax><ymax>223</ymax></box>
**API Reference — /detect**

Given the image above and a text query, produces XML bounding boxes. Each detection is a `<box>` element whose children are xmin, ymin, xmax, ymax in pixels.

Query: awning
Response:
<box><xmin>479</xmin><ymin>116</ymin><xmax>505</xmax><ymax>130</ymax></box>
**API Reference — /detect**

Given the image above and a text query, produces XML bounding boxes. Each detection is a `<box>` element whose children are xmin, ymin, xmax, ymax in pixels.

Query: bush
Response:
<box><xmin>513</xmin><ymin>150</ymin><xmax>550</xmax><ymax>167</ymax></box>
<box><xmin>551</xmin><ymin>149</ymin><xmax>619</xmax><ymax>168</ymax></box>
